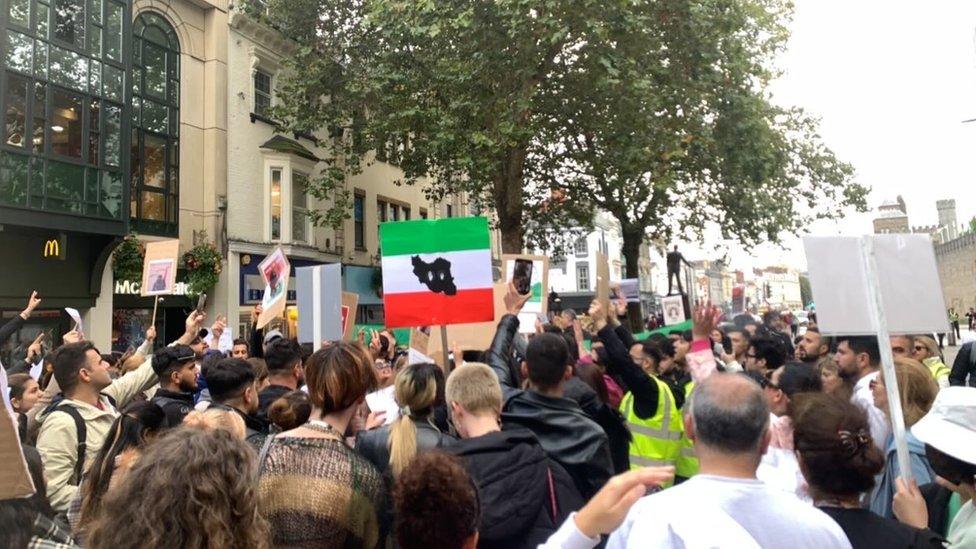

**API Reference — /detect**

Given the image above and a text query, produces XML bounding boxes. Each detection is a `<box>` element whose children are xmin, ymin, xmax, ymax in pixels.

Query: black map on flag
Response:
<box><xmin>411</xmin><ymin>256</ymin><xmax>458</xmax><ymax>296</ymax></box>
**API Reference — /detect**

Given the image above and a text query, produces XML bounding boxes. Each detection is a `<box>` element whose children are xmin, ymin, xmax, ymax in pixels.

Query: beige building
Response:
<box><xmin>873</xmin><ymin>196</ymin><xmax>910</xmax><ymax>234</ymax></box>
<box><xmin>86</xmin><ymin>0</ymin><xmax>466</xmax><ymax>350</ymax></box>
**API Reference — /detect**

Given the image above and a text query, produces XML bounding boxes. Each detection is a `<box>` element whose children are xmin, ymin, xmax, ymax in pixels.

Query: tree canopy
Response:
<box><xmin>266</xmin><ymin>0</ymin><xmax>867</xmax><ymax>257</ymax></box>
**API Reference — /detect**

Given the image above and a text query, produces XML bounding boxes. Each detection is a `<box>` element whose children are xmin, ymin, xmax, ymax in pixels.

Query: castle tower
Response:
<box><xmin>937</xmin><ymin>199</ymin><xmax>958</xmax><ymax>241</ymax></box>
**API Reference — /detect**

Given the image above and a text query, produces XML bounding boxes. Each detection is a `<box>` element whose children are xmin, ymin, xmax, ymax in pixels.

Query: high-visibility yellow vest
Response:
<box><xmin>620</xmin><ymin>376</ymin><xmax>683</xmax><ymax>484</ymax></box>
<box><xmin>923</xmin><ymin>357</ymin><xmax>951</xmax><ymax>385</ymax></box>
<box><xmin>675</xmin><ymin>381</ymin><xmax>699</xmax><ymax>478</ymax></box>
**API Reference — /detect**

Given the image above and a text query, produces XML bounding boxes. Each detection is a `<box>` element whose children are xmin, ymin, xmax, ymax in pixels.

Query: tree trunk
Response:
<box><xmin>494</xmin><ymin>146</ymin><xmax>529</xmax><ymax>254</ymax></box>
<box><xmin>621</xmin><ymin>229</ymin><xmax>644</xmax><ymax>333</ymax></box>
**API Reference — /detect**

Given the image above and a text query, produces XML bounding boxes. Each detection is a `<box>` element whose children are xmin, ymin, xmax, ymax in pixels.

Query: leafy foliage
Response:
<box><xmin>269</xmin><ymin>0</ymin><xmax>866</xmax><ymax>257</ymax></box>
<box><xmin>182</xmin><ymin>236</ymin><xmax>223</xmax><ymax>297</ymax></box>
<box><xmin>111</xmin><ymin>234</ymin><xmax>145</xmax><ymax>281</ymax></box>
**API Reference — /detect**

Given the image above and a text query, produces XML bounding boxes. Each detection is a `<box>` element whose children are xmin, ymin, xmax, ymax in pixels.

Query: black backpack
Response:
<box><xmin>43</xmin><ymin>393</ymin><xmax>117</xmax><ymax>486</ymax></box>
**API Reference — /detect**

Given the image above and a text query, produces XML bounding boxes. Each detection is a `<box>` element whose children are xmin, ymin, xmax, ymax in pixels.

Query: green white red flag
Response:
<box><xmin>380</xmin><ymin>217</ymin><xmax>494</xmax><ymax>327</ymax></box>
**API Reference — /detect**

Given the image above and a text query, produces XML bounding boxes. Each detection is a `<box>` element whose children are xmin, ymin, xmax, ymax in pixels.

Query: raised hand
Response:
<box><xmin>692</xmin><ymin>302</ymin><xmax>721</xmax><ymax>341</ymax></box>
<box><xmin>211</xmin><ymin>314</ymin><xmax>227</xmax><ymax>342</ymax></box>
<box><xmin>146</xmin><ymin>325</ymin><xmax>157</xmax><ymax>342</ymax></box>
<box><xmin>26</xmin><ymin>333</ymin><xmax>44</xmax><ymax>361</ymax></box>
<box><xmin>893</xmin><ymin>477</ymin><xmax>928</xmax><ymax>530</ymax></box>
<box><xmin>21</xmin><ymin>291</ymin><xmax>41</xmax><ymax>319</ymax></box>
<box><xmin>503</xmin><ymin>282</ymin><xmax>532</xmax><ymax>316</ymax></box>
<box><xmin>62</xmin><ymin>330</ymin><xmax>83</xmax><ymax>345</ymax></box>
<box><xmin>574</xmin><ymin>466</ymin><xmax>675</xmax><ymax>538</ymax></box>
<box><xmin>588</xmin><ymin>299</ymin><xmax>608</xmax><ymax>332</ymax></box>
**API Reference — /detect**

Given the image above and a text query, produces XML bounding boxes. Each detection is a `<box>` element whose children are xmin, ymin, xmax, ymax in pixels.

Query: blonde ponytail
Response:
<box><xmin>388</xmin><ymin>363</ymin><xmax>441</xmax><ymax>475</ymax></box>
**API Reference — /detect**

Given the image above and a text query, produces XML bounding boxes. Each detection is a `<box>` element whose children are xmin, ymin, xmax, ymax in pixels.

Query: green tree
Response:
<box><xmin>532</xmin><ymin>0</ymin><xmax>866</xmax><ymax>328</ymax></box>
<box><xmin>267</xmin><ymin>0</ymin><xmax>658</xmax><ymax>252</ymax></box>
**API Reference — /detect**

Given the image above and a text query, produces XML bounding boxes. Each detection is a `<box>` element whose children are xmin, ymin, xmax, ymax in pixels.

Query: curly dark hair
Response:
<box><xmin>85</xmin><ymin>427</ymin><xmax>270</xmax><ymax>549</ymax></box>
<box><xmin>394</xmin><ymin>452</ymin><xmax>479</xmax><ymax>549</ymax></box>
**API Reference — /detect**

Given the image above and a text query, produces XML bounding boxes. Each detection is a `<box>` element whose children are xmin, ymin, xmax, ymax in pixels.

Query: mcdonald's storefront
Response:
<box><xmin>0</xmin><ymin>225</ymin><xmax>118</xmax><ymax>365</ymax></box>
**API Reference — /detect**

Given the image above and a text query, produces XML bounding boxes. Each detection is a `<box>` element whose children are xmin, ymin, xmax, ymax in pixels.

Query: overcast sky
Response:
<box><xmin>686</xmin><ymin>0</ymin><xmax>976</xmax><ymax>270</ymax></box>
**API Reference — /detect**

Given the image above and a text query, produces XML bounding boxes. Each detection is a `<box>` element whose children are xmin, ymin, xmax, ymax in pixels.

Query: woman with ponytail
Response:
<box><xmin>793</xmin><ymin>393</ymin><xmax>944</xmax><ymax>548</ymax></box>
<box><xmin>71</xmin><ymin>401</ymin><xmax>165</xmax><ymax>542</ymax></box>
<box><xmin>356</xmin><ymin>362</ymin><xmax>455</xmax><ymax>476</ymax></box>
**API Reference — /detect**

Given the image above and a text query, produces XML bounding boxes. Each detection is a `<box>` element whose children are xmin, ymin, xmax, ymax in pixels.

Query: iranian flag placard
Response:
<box><xmin>380</xmin><ymin>217</ymin><xmax>494</xmax><ymax>328</ymax></box>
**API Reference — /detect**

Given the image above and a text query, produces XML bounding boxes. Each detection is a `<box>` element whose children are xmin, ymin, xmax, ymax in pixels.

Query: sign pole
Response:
<box><xmin>440</xmin><ymin>325</ymin><xmax>450</xmax><ymax>374</ymax></box>
<box><xmin>861</xmin><ymin>236</ymin><xmax>912</xmax><ymax>481</ymax></box>
<box><xmin>151</xmin><ymin>296</ymin><xmax>159</xmax><ymax>327</ymax></box>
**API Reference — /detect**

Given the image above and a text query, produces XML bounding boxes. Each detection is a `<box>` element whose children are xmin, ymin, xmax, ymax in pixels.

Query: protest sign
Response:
<box><xmin>731</xmin><ymin>285</ymin><xmax>746</xmax><ymax>315</ymax></box>
<box><xmin>617</xmin><ymin>278</ymin><xmax>640</xmax><ymax>303</ymax></box>
<box><xmin>662</xmin><ymin>295</ymin><xmax>686</xmax><ymax>326</ymax></box>
<box><xmin>0</xmin><ymin>368</ymin><xmax>35</xmax><ymax>499</ymax></box>
<box><xmin>409</xmin><ymin>327</ymin><xmax>430</xmax><ymax>356</ymax></box>
<box><xmin>65</xmin><ymin>307</ymin><xmax>83</xmax><ymax>335</ymax></box>
<box><xmin>804</xmin><ymin>235</ymin><xmax>949</xmax><ymax>336</ymax></box>
<box><xmin>256</xmin><ymin>247</ymin><xmax>290</xmax><ymax>329</ymax></box>
<box><xmin>140</xmin><ymin>239</ymin><xmax>180</xmax><ymax>296</ymax></box>
<box><xmin>804</xmin><ymin>234</ymin><xmax>950</xmax><ymax>482</ymax></box>
<box><xmin>380</xmin><ymin>217</ymin><xmax>494</xmax><ymax>328</ymax></box>
<box><xmin>502</xmin><ymin>254</ymin><xmax>549</xmax><ymax>334</ymax></box>
<box><xmin>296</xmin><ymin>264</ymin><xmax>343</xmax><ymax>349</ymax></box>
<box><xmin>204</xmin><ymin>327</ymin><xmax>234</xmax><ymax>354</ymax></box>
<box><xmin>341</xmin><ymin>292</ymin><xmax>358</xmax><ymax>341</ymax></box>
<box><xmin>426</xmin><ymin>280</ymin><xmax>507</xmax><ymax>366</ymax></box>
<box><xmin>596</xmin><ymin>251</ymin><xmax>611</xmax><ymax>314</ymax></box>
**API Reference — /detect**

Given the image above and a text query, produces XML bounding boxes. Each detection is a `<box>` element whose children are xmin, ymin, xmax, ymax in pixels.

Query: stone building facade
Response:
<box><xmin>935</xmin><ymin>232</ymin><xmax>976</xmax><ymax>312</ymax></box>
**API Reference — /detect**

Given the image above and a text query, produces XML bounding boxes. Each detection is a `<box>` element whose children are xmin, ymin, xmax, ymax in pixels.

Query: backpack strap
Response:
<box><xmin>257</xmin><ymin>433</ymin><xmax>277</xmax><ymax>475</ymax></box>
<box><xmin>546</xmin><ymin>466</ymin><xmax>558</xmax><ymax>522</ymax></box>
<box><xmin>53</xmin><ymin>405</ymin><xmax>87</xmax><ymax>486</ymax></box>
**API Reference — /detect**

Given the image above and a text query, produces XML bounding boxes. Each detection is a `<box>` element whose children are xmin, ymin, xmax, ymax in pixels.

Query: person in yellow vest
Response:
<box><xmin>589</xmin><ymin>300</ymin><xmax>721</xmax><ymax>484</ymax></box>
<box><xmin>912</xmin><ymin>335</ymin><xmax>951</xmax><ymax>389</ymax></box>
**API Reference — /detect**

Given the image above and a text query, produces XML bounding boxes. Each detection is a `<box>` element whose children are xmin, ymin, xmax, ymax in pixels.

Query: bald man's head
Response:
<box><xmin>688</xmin><ymin>373</ymin><xmax>770</xmax><ymax>454</ymax></box>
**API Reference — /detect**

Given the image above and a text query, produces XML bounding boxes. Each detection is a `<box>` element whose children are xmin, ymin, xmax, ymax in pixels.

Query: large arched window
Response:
<box><xmin>130</xmin><ymin>12</ymin><xmax>179</xmax><ymax>235</ymax></box>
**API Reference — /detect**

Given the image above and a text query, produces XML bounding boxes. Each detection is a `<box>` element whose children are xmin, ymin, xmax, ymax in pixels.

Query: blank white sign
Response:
<box><xmin>803</xmin><ymin>235</ymin><xmax>950</xmax><ymax>336</ymax></box>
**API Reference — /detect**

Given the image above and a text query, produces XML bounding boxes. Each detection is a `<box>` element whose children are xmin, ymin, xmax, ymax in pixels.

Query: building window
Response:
<box><xmin>269</xmin><ymin>168</ymin><xmax>282</xmax><ymax>240</ymax></box>
<box><xmin>403</xmin><ymin>207</ymin><xmax>411</xmax><ymax>221</ymax></box>
<box><xmin>131</xmin><ymin>12</ymin><xmax>180</xmax><ymax>235</ymax></box>
<box><xmin>254</xmin><ymin>69</ymin><xmax>272</xmax><ymax>117</ymax></box>
<box><xmin>390</xmin><ymin>203</ymin><xmax>400</xmax><ymax>221</ymax></box>
<box><xmin>377</xmin><ymin>199</ymin><xmax>388</xmax><ymax>223</ymax></box>
<box><xmin>1</xmin><ymin>0</ymin><xmax>127</xmax><ymax>221</ymax></box>
<box><xmin>354</xmin><ymin>192</ymin><xmax>365</xmax><ymax>250</ymax></box>
<box><xmin>446</xmin><ymin>204</ymin><xmax>454</xmax><ymax>218</ymax></box>
<box><xmin>576</xmin><ymin>264</ymin><xmax>590</xmax><ymax>291</ymax></box>
<box><xmin>420</xmin><ymin>208</ymin><xmax>428</xmax><ymax>220</ymax></box>
<box><xmin>292</xmin><ymin>171</ymin><xmax>308</xmax><ymax>243</ymax></box>
<box><xmin>574</xmin><ymin>237</ymin><xmax>588</xmax><ymax>256</ymax></box>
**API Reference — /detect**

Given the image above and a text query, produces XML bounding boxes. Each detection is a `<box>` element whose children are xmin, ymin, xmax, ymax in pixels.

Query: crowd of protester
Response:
<box><xmin>2</xmin><ymin>287</ymin><xmax>976</xmax><ymax>549</ymax></box>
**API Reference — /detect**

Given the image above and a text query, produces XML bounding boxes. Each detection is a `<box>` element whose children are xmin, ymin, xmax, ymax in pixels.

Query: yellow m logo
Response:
<box><xmin>43</xmin><ymin>239</ymin><xmax>60</xmax><ymax>258</ymax></box>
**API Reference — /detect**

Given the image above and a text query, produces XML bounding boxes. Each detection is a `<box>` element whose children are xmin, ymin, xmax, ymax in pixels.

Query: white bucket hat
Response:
<box><xmin>911</xmin><ymin>387</ymin><xmax>976</xmax><ymax>465</ymax></box>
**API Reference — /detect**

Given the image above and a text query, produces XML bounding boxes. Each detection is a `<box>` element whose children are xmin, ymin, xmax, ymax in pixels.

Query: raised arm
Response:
<box><xmin>486</xmin><ymin>283</ymin><xmax>531</xmax><ymax>394</ymax></box>
<box><xmin>591</xmin><ymin>300</ymin><xmax>660</xmax><ymax>419</ymax></box>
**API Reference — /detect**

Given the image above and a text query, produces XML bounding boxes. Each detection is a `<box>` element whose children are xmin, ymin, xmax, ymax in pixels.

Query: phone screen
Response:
<box><xmin>513</xmin><ymin>259</ymin><xmax>534</xmax><ymax>296</ymax></box>
<box><xmin>196</xmin><ymin>293</ymin><xmax>208</xmax><ymax>313</ymax></box>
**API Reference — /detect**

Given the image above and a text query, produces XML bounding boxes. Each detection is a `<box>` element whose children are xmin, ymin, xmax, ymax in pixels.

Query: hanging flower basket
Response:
<box><xmin>112</xmin><ymin>234</ymin><xmax>145</xmax><ymax>281</ymax></box>
<box><xmin>183</xmin><ymin>239</ymin><xmax>223</xmax><ymax>297</ymax></box>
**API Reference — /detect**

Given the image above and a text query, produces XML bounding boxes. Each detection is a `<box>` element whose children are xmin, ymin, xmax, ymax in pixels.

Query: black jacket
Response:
<box><xmin>355</xmin><ymin>416</ymin><xmax>456</xmax><ymax>476</ymax></box>
<box><xmin>151</xmin><ymin>388</ymin><xmax>195</xmax><ymax>428</ymax></box>
<box><xmin>920</xmin><ymin>482</ymin><xmax>955</xmax><ymax>537</ymax></box>
<box><xmin>949</xmin><ymin>341</ymin><xmax>976</xmax><ymax>387</ymax></box>
<box><xmin>564</xmin><ymin>376</ymin><xmax>631</xmax><ymax>474</ymax></box>
<box><xmin>451</xmin><ymin>430</ymin><xmax>584</xmax><ymax>549</ymax></box>
<box><xmin>487</xmin><ymin>314</ymin><xmax>613</xmax><ymax>500</ymax></box>
<box><xmin>257</xmin><ymin>384</ymin><xmax>293</xmax><ymax>425</ymax></box>
<box><xmin>208</xmin><ymin>402</ymin><xmax>267</xmax><ymax>444</ymax></box>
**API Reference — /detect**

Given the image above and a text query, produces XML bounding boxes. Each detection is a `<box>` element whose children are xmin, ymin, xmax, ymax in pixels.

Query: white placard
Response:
<box><xmin>204</xmin><ymin>327</ymin><xmax>234</xmax><ymax>354</ymax></box>
<box><xmin>29</xmin><ymin>360</ymin><xmax>43</xmax><ymax>381</ymax></box>
<box><xmin>407</xmin><ymin>347</ymin><xmax>435</xmax><ymax>366</ymax></box>
<box><xmin>65</xmin><ymin>307</ymin><xmax>84</xmax><ymax>335</ymax></box>
<box><xmin>662</xmin><ymin>295</ymin><xmax>686</xmax><ymax>326</ymax></box>
<box><xmin>803</xmin><ymin>235</ymin><xmax>950</xmax><ymax>335</ymax></box>
<box><xmin>617</xmin><ymin>279</ymin><xmax>640</xmax><ymax>303</ymax></box>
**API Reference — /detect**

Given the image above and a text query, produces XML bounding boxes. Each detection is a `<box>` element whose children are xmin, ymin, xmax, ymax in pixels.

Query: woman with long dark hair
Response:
<box><xmin>71</xmin><ymin>401</ymin><xmax>165</xmax><ymax>539</ymax></box>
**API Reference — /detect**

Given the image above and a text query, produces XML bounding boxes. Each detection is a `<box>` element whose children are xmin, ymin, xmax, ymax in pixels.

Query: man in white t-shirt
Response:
<box><xmin>834</xmin><ymin>336</ymin><xmax>889</xmax><ymax>451</ymax></box>
<box><xmin>605</xmin><ymin>374</ymin><xmax>851</xmax><ymax>548</ymax></box>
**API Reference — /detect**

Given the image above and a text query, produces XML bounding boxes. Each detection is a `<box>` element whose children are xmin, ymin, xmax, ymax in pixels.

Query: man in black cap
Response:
<box><xmin>150</xmin><ymin>345</ymin><xmax>199</xmax><ymax>428</ymax></box>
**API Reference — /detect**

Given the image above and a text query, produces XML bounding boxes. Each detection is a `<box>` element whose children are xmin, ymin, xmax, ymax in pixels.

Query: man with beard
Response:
<box><xmin>796</xmin><ymin>327</ymin><xmax>831</xmax><ymax>367</ymax></box>
<box><xmin>150</xmin><ymin>345</ymin><xmax>200</xmax><ymax>428</ymax></box>
<box><xmin>833</xmin><ymin>335</ymin><xmax>889</xmax><ymax>451</ymax></box>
